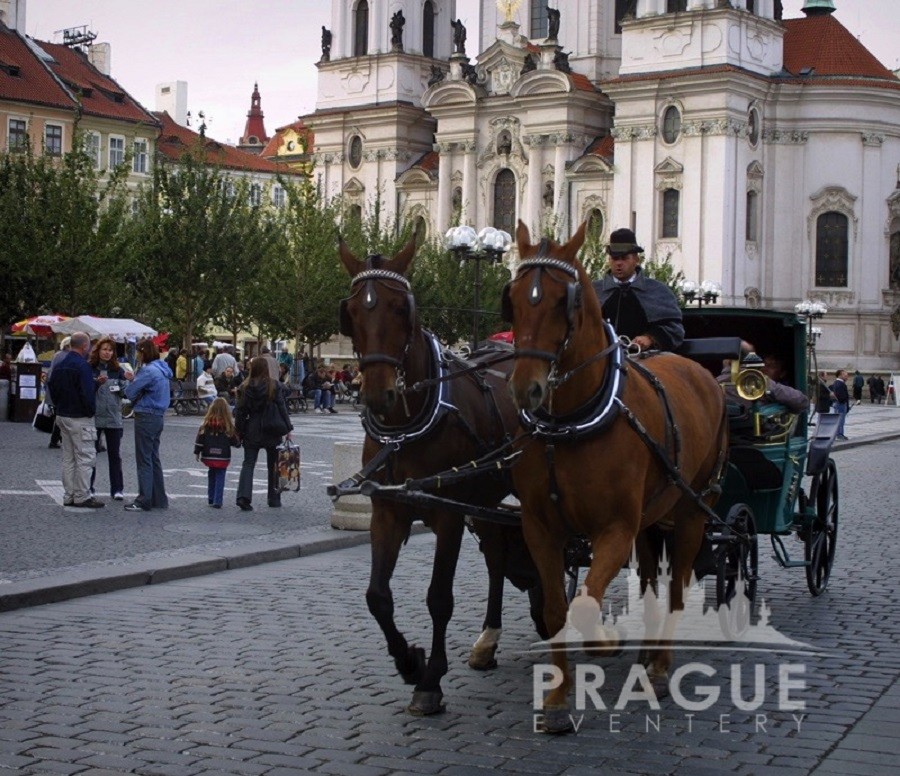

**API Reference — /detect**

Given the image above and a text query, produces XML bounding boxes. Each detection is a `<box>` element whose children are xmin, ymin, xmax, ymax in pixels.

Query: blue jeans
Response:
<box><xmin>236</xmin><ymin>445</ymin><xmax>278</xmax><ymax>504</ymax></box>
<box><xmin>207</xmin><ymin>467</ymin><xmax>227</xmax><ymax>506</ymax></box>
<box><xmin>91</xmin><ymin>427</ymin><xmax>124</xmax><ymax>496</ymax></box>
<box><xmin>134</xmin><ymin>413</ymin><xmax>168</xmax><ymax>509</ymax></box>
<box><xmin>833</xmin><ymin>402</ymin><xmax>848</xmax><ymax>436</ymax></box>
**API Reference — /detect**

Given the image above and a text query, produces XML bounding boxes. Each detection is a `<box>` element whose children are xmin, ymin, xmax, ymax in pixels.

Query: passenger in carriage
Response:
<box><xmin>717</xmin><ymin>350</ymin><xmax>809</xmax><ymax>414</ymax></box>
<box><xmin>591</xmin><ymin>227</ymin><xmax>684</xmax><ymax>352</ymax></box>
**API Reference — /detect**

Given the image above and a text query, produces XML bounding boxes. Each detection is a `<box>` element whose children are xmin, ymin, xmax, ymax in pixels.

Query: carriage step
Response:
<box><xmin>770</xmin><ymin>555</ymin><xmax>808</xmax><ymax>569</ymax></box>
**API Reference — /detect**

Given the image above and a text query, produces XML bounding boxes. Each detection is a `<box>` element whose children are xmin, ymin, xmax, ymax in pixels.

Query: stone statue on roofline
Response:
<box><xmin>321</xmin><ymin>27</ymin><xmax>332</xmax><ymax>62</ymax></box>
<box><xmin>390</xmin><ymin>10</ymin><xmax>405</xmax><ymax>51</ymax></box>
<box><xmin>452</xmin><ymin>19</ymin><xmax>467</xmax><ymax>56</ymax></box>
<box><xmin>547</xmin><ymin>5</ymin><xmax>560</xmax><ymax>40</ymax></box>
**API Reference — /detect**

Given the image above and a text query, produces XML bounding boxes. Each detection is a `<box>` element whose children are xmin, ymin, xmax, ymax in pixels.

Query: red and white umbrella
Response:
<box><xmin>9</xmin><ymin>314</ymin><xmax>70</xmax><ymax>337</ymax></box>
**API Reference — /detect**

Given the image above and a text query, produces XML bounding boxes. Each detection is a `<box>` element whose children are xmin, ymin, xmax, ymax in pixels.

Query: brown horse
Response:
<box><xmin>503</xmin><ymin>222</ymin><xmax>727</xmax><ymax>733</ymax></box>
<box><xmin>337</xmin><ymin>235</ymin><xmax>545</xmax><ymax>716</ymax></box>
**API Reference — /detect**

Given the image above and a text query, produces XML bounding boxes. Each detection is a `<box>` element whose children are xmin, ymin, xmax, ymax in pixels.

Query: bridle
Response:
<box><xmin>339</xmin><ymin>266</ymin><xmax>417</xmax><ymax>372</ymax></box>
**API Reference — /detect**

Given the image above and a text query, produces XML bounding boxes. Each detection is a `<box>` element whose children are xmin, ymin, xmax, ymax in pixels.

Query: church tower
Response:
<box><xmin>307</xmin><ymin>0</ymin><xmax>455</xmax><ymax>225</ymax></box>
<box><xmin>238</xmin><ymin>83</ymin><xmax>270</xmax><ymax>155</ymax></box>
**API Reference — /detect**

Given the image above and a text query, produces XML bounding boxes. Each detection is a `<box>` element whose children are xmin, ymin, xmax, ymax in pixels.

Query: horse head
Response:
<box><xmin>338</xmin><ymin>234</ymin><xmax>418</xmax><ymax>415</ymax></box>
<box><xmin>504</xmin><ymin>220</ymin><xmax>598</xmax><ymax>412</ymax></box>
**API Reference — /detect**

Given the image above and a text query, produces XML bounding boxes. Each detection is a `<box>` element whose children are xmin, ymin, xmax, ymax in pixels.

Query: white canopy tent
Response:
<box><xmin>51</xmin><ymin>316</ymin><xmax>157</xmax><ymax>343</ymax></box>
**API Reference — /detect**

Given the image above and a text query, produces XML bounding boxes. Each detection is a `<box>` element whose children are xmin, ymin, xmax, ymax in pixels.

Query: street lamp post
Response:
<box><xmin>445</xmin><ymin>226</ymin><xmax>512</xmax><ymax>351</ymax></box>
<box><xmin>794</xmin><ymin>299</ymin><xmax>828</xmax><ymax>405</ymax></box>
<box><xmin>679</xmin><ymin>279</ymin><xmax>722</xmax><ymax>308</ymax></box>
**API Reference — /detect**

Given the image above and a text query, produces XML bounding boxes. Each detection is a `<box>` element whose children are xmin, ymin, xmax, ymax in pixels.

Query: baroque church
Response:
<box><xmin>303</xmin><ymin>0</ymin><xmax>900</xmax><ymax>371</ymax></box>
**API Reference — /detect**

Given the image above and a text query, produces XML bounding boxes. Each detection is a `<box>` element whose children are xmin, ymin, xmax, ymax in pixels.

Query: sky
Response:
<box><xmin>22</xmin><ymin>1</ymin><xmax>898</xmax><ymax>146</ymax></box>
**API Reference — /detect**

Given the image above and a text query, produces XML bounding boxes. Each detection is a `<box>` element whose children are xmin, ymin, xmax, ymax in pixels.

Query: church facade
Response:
<box><xmin>303</xmin><ymin>0</ymin><xmax>900</xmax><ymax>371</ymax></box>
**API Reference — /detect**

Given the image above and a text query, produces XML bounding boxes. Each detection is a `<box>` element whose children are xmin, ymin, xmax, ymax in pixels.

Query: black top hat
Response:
<box><xmin>606</xmin><ymin>228</ymin><xmax>644</xmax><ymax>257</ymax></box>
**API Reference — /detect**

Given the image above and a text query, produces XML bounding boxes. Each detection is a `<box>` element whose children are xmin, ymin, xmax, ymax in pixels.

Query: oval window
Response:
<box><xmin>747</xmin><ymin>108</ymin><xmax>760</xmax><ymax>147</ymax></box>
<box><xmin>349</xmin><ymin>135</ymin><xmax>363</xmax><ymax>169</ymax></box>
<box><xmin>662</xmin><ymin>106</ymin><xmax>681</xmax><ymax>144</ymax></box>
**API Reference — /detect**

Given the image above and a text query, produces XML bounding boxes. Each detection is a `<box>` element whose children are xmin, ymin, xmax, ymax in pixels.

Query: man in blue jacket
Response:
<box><xmin>47</xmin><ymin>332</ymin><xmax>104</xmax><ymax>508</ymax></box>
<box><xmin>830</xmin><ymin>369</ymin><xmax>850</xmax><ymax>440</ymax></box>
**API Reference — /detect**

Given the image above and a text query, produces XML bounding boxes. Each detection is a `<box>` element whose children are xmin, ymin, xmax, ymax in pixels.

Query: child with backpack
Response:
<box><xmin>194</xmin><ymin>397</ymin><xmax>241</xmax><ymax>508</ymax></box>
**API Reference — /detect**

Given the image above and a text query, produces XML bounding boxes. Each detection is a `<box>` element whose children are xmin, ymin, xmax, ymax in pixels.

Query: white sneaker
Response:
<box><xmin>316</xmin><ymin>408</ymin><xmax>324</xmax><ymax>414</ymax></box>
<box><xmin>113</xmin><ymin>492</ymin><xmax>124</xmax><ymax>501</ymax></box>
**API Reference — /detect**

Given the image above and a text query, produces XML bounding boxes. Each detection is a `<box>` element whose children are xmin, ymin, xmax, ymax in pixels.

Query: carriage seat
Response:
<box><xmin>728</xmin><ymin>446</ymin><xmax>783</xmax><ymax>490</ymax></box>
<box><xmin>678</xmin><ymin>337</ymin><xmax>744</xmax><ymax>363</ymax></box>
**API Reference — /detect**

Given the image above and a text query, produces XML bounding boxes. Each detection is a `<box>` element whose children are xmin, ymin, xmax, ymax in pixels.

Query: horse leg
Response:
<box><xmin>408</xmin><ymin>513</ymin><xmax>464</xmax><ymax>715</ymax></box>
<box><xmin>366</xmin><ymin>505</ymin><xmax>426</xmax><ymax>686</ymax></box>
<box><xmin>634</xmin><ymin>528</ymin><xmax>664</xmax><ymax>667</ymax></box>
<box><xmin>522</xmin><ymin>515</ymin><xmax>572</xmax><ymax>734</ymax></box>
<box><xmin>468</xmin><ymin>537</ymin><xmax>504</xmax><ymax>670</ymax></box>
<box><xmin>528</xmin><ymin>583</ymin><xmax>549</xmax><ymax>640</ymax></box>
<box><xmin>645</xmin><ymin>512</ymin><xmax>707</xmax><ymax>695</ymax></box>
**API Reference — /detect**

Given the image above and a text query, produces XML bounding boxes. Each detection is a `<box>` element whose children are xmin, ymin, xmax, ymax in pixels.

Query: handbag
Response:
<box><xmin>274</xmin><ymin>440</ymin><xmax>301</xmax><ymax>492</ymax></box>
<box><xmin>32</xmin><ymin>401</ymin><xmax>55</xmax><ymax>434</ymax></box>
<box><xmin>261</xmin><ymin>400</ymin><xmax>291</xmax><ymax>437</ymax></box>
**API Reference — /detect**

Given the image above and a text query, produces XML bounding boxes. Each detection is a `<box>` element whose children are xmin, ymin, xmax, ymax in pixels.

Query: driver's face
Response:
<box><xmin>608</xmin><ymin>252</ymin><xmax>640</xmax><ymax>281</ymax></box>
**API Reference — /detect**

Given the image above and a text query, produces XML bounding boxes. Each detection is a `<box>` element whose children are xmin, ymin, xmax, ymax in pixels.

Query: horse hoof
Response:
<box><xmin>467</xmin><ymin>644</ymin><xmax>498</xmax><ymax>671</ymax></box>
<box><xmin>397</xmin><ymin>646</ymin><xmax>426</xmax><ymax>685</ymax></box>
<box><xmin>540</xmin><ymin>706</ymin><xmax>575</xmax><ymax>735</ymax></box>
<box><xmin>407</xmin><ymin>690</ymin><xmax>445</xmax><ymax>716</ymax></box>
<box><xmin>649</xmin><ymin>673</ymin><xmax>670</xmax><ymax>700</ymax></box>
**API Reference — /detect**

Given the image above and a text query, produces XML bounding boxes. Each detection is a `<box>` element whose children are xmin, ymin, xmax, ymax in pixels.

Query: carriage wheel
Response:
<box><xmin>805</xmin><ymin>458</ymin><xmax>838</xmax><ymax>596</ymax></box>
<box><xmin>716</xmin><ymin>505</ymin><xmax>758</xmax><ymax>640</ymax></box>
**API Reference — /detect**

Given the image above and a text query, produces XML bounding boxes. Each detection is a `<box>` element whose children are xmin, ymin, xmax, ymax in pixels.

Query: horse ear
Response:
<box><xmin>389</xmin><ymin>232</ymin><xmax>418</xmax><ymax>276</ymax></box>
<box><xmin>515</xmin><ymin>220</ymin><xmax>532</xmax><ymax>255</ymax></box>
<box><xmin>562</xmin><ymin>220</ymin><xmax>588</xmax><ymax>262</ymax></box>
<box><xmin>338</xmin><ymin>237</ymin><xmax>364</xmax><ymax>278</ymax></box>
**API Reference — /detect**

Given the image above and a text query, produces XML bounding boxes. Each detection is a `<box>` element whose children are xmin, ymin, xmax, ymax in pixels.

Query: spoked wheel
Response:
<box><xmin>716</xmin><ymin>505</ymin><xmax>758</xmax><ymax>639</ymax></box>
<box><xmin>805</xmin><ymin>458</ymin><xmax>838</xmax><ymax>596</ymax></box>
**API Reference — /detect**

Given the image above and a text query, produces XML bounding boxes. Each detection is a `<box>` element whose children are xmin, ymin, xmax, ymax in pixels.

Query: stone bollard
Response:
<box><xmin>330</xmin><ymin>442</ymin><xmax>372</xmax><ymax>530</ymax></box>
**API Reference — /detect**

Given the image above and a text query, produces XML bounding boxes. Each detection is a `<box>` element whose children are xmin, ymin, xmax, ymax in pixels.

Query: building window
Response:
<box><xmin>746</xmin><ymin>191</ymin><xmax>758</xmax><ymax>242</ymax></box>
<box><xmin>273</xmin><ymin>186</ymin><xmax>285</xmax><ymax>208</ymax></box>
<box><xmin>662</xmin><ymin>188</ymin><xmax>680</xmax><ymax>238</ymax></box>
<box><xmin>348</xmin><ymin>135</ymin><xmax>363</xmax><ymax>169</ymax></box>
<box><xmin>661</xmin><ymin>106</ymin><xmax>681</xmax><ymax>144</ymax></box>
<box><xmin>588</xmin><ymin>208</ymin><xmax>604</xmax><ymax>243</ymax></box>
<box><xmin>890</xmin><ymin>229</ymin><xmax>900</xmax><ymax>290</ymax></box>
<box><xmin>348</xmin><ymin>204</ymin><xmax>363</xmax><ymax>224</ymax></box>
<box><xmin>422</xmin><ymin>0</ymin><xmax>435</xmax><ymax>58</ymax></box>
<box><xmin>109</xmin><ymin>136</ymin><xmax>125</xmax><ymax>167</ymax></box>
<box><xmin>815</xmin><ymin>212</ymin><xmax>848</xmax><ymax>287</ymax></box>
<box><xmin>615</xmin><ymin>0</ymin><xmax>633</xmax><ymax>34</ymax></box>
<box><xmin>667</xmin><ymin>0</ymin><xmax>687</xmax><ymax>11</ymax></box>
<box><xmin>44</xmin><ymin>124</ymin><xmax>63</xmax><ymax>156</ymax></box>
<box><xmin>354</xmin><ymin>0</ymin><xmax>369</xmax><ymax>57</ymax></box>
<box><xmin>8</xmin><ymin>118</ymin><xmax>27</xmax><ymax>152</ymax></box>
<box><xmin>83</xmin><ymin>132</ymin><xmax>101</xmax><ymax>168</ymax></box>
<box><xmin>493</xmin><ymin>168</ymin><xmax>516</xmax><ymax>234</ymax></box>
<box><xmin>530</xmin><ymin>0</ymin><xmax>548</xmax><ymax>38</ymax></box>
<box><xmin>747</xmin><ymin>0</ymin><xmax>756</xmax><ymax>13</ymax></box>
<box><xmin>249</xmin><ymin>183</ymin><xmax>262</xmax><ymax>207</ymax></box>
<box><xmin>133</xmin><ymin>138</ymin><xmax>148</xmax><ymax>173</ymax></box>
<box><xmin>747</xmin><ymin>108</ymin><xmax>760</xmax><ymax>147</ymax></box>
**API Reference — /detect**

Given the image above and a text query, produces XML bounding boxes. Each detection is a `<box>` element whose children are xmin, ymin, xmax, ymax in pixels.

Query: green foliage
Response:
<box><xmin>642</xmin><ymin>252</ymin><xmax>686</xmax><ymax>305</ymax></box>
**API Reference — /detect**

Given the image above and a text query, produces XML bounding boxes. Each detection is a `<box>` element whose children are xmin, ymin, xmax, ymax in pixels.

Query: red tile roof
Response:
<box><xmin>0</xmin><ymin>24</ymin><xmax>72</xmax><ymax>110</ymax></box>
<box><xmin>783</xmin><ymin>14</ymin><xmax>896</xmax><ymax>82</ymax></box>
<box><xmin>585</xmin><ymin>134</ymin><xmax>614</xmax><ymax>162</ymax></box>
<box><xmin>153</xmin><ymin>111</ymin><xmax>290</xmax><ymax>173</ymax></box>
<box><xmin>409</xmin><ymin>150</ymin><xmax>439</xmax><ymax>175</ymax></box>
<box><xmin>568</xmin><ymin>72</ymin><xmax>597</xmax><ymax>92</ymax></box>
<box><xmin>38</xmin><ymin>40</ymin><xmax>158</xmax><ymax>124</ymax></box>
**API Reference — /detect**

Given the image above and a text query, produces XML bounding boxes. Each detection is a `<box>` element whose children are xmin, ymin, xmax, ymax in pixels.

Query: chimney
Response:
<box><xmin>156</xmin><ymin>81</ymin><xmax>188</xmax><ymax>126</ymax></box>
<box><xmin>87</xmin><ymin>42</ymin><xmax>111</xmax><ymax>75</ymax></box>
<box><xmin>0</xmin><ymin>0</ymin><xmax>27</xmax><ymax>33</ymax></box>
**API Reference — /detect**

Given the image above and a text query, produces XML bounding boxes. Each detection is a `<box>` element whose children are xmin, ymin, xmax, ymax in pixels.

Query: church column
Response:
<box><xmin>526</xmin><ymin>137</ymin><xmax>543</xmax><ymax>233</ymax></box>
<box><xmin>553</xmin><ymin>135</ymin><xmax>568</xmax><ymax>218</ymax></box>
<box><xmin>463</xmin><ymin>140</ymin><xmax>478</xmax><ymax>226</ymax></box>
<box><xmin>437</xmin><ymin>141</ymin><xmax>452</xmax><ymax>233</ymax></box>
<box><xmin>335</xmin><ymin>2</ymin><xmax>347</xmax><ymax>59</ymax></box>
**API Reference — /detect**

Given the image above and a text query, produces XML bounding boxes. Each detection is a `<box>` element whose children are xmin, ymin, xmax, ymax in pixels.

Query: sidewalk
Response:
<box><xmin>1</xmin><ymin>402</ymin><xmax>899</xmax><ymax>614</ymax></box>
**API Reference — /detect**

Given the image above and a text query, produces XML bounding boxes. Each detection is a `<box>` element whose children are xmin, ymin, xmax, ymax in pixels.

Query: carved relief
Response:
<box><xmin>762</xmin><ymin>129</ymin><xmax>809</xmax><ymax>145</ymax></box>
<box><xmin>657</xmin><ymin>29</ymin><xmax>692</xmax><ymax>57</ymax></box>
<box><xmin>490</xmin><ymin>58</ymin><xmax>518</xmax><ymax>95</ymax></box>
<box><xmin>477</xmin><ymin>117</ymin><xmax>526</xmax><ymax>167</ymax></box>
<box><xmin>682</xmin><ymin>118</ymin><xmax>743</xmax><ymax>137</ymax></box>
<box><xmin>861</xmin><ymin>132</ymin><xmax>885</xmax><ymax>147</ymax></box>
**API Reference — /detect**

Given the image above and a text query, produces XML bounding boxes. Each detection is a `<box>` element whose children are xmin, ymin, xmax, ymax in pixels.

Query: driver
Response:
<box><xmin>591</xmin><ymin>228</ymin><xmax>684</xmax><ymax>352</ymax></box>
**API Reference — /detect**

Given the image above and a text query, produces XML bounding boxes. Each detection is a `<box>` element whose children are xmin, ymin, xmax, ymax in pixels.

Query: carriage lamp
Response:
<box><xmin>445</xmin><ymin>225</ymin><xmax>513</xmax><ymax>350</ymax></box>
<box><xmin>680</xmin><ymin>279</ymin><xmax>721</xmax><ymax>307</ymax></box>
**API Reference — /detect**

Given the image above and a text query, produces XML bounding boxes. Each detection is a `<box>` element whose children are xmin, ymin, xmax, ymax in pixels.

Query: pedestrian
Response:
<box><xmin>211</xmin><ymin>345</ymin><xmax>237</xmax><ymax>379</ymax></box>
<box><xmin>88</xmin><ymin>337</ymin><xmax>132</xmax><ymax>501</ymax></box>
<box><xmin>591</xmin><ymin>227</ymin><xmax>684</xmax><ymax>351</ymax></box>
<box><xmin>851</xmin><ymin>370</ymin><xmax>864</xmax><ymax>404</ymax></box>
<box><xmin>830</xmin><ymin>369</ymin><xmax>850</xmax><ymax>440</ymax></box>
<box><xmin>194</xmin><ymin>397</ymin><xmax>241</xmax><ymax>509</ymax></box>
<box><xmin>175</xmin><ymin>349</ymin><xmax>188</xmax><ymax>381</ymax></box>
<box><xmin>303</xmin><ymin>365</ymin><xmax>337</xmax><ymax>414</ymax></box>
<box><xmin>191</xmin><ymin>347</ymin><xmax>205</xmax><ymax>380</ymax></box>
<box><xmin>814</xmin><ymin>371</ymin><xmax>834</xmax><ymax>418</ymax></box>
<box><xmin>875</xmin><ymin>374</ymin><xmax>886</xmax><ymax>404</ymax></box>
<box><xmin>45</xmin><ymin>336</ymin><xmax>72</xmax><ymax>449</ymax></box>
<box><xmin>46</xmin><ymin>332</ymin><xmax>104</xmax><ymax>508</ymax></box>
<box><xmin>214</xmin><ymin>365</ymin><xmax>242</xmax><ymax>405</ymax></box>
<box><xmin>259</xmin><ymin>345</ymin><xmax>280</xmax><ymax>380</ymax></box>
<box><xmin>234</xmin><ymin>357</ymin><xmax>293</xmax><ymax>511</ymax></box>
<box><xmin>195</xmin><ymin>363</ymin><xmax>217</xmax><ymax>408</ymax></box>
<box><xmin>123</xmin><ymin>339</ymin><xmax>173</xmax><ymax>512</ymax></box>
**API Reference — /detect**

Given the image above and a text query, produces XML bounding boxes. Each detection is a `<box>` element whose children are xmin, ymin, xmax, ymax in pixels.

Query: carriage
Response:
<box><xmin>329</xmin><ymin>227</ymin><xmax>839</xmax><ymax>727</ymax></box>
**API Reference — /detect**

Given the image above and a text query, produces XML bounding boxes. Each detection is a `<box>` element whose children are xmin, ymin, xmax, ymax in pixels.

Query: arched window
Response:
<box><xmin>530</xmin><ymin>0</ymin><xmax>548</xmax><ymax>38</ymax></box>
<box><xmin>815</xmin><ymin>212</ymin><xmax>848</xmax><ymax>287</ymax></box>
<box><xmin>588</xmin><ymin>208</ymin><xmax>604</xmax><ymax>242</ymax></box>
<box><xmin>493</xmin><ymin>169</ymin><xmax>516</xmax><ymax>234</ymax></box>
<box><xmin>890</xmin><ymin>228</ymin><xmax>900</xmax><ymax>290</ymax></box>
<box><xmin>348</xmin><ymin>204</ymin><xmax>363</xmax><ymax>224</ymax></box>
<box><xmin>354</xmin><ymin>0</ymin><xmax>369</xmax><ymax>57</ymax></box>
<box><xmin>422</xmin><ymin>1</ymin><xmax>435</xmax><ymax>58</ymax></box>
<box><xmin>662</xmin><ymin>189</ymin><xmax>680</xmax><ymax>238</ymax></box>
<box><xmin>746</xmin><ymin>191</ymin><xmax>758</xmax><ymax>242</ymax></box>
